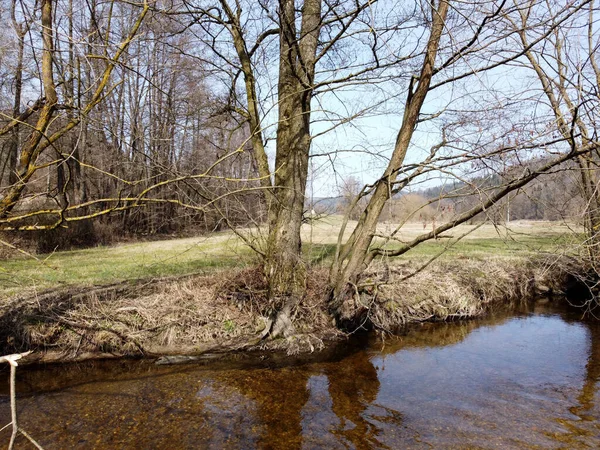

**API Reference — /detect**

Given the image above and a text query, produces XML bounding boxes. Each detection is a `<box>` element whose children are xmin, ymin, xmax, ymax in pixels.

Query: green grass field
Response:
<box><xmin>0</xmin><ymin>233</ymin><xmax>254</xmax><ymax>297</ymax></box>
<box><xmin>0</xmin><ymin>217</ymin><xmax>583</xmax><ymax>298</ymax></box>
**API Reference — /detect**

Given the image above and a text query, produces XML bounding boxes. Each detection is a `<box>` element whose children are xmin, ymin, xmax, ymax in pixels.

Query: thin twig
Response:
<box><xmin>0</xmin><ymin>352</ymin><xmax>44</xmax><ymax>450</ymax></box>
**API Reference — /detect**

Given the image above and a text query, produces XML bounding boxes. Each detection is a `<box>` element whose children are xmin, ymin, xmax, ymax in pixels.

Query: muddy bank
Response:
<box><xmin>0</xmin><ymin>257</ymin><xmax>579</xmax><ymax>364</ymax></box>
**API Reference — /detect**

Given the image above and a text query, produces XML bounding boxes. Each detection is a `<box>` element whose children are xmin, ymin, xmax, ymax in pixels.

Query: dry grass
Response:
<box><xmin>0</xmin><ymin>276</ymin><xmax>266</xmax><ymax>358</ymax></box>
<box><xmin>303</xmin><ymin>216</ymin><xmax>581</xmax><ymax>244</ymax></box>
<box><xmin>363</xmin><ymin>259</ymin><xmax>538</xmax><ymax>330</ymax></box>
<box><xmin>0</xmin><ymin>269</ymin><xmax>343</xmax><ymax>360</ymax></box>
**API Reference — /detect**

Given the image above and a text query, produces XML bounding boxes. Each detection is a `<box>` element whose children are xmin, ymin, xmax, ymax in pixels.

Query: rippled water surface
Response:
<box><xmin>1</xmin><ymin>300</ymin><xmax>599</xmax><ymax>449</ymax></box>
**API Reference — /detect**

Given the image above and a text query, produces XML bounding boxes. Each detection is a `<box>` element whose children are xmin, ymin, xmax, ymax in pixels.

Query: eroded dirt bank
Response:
<box><xmin>0</xmin><ymin>257</ymin><xmax>580</xmax><ymax>364</ymax></box>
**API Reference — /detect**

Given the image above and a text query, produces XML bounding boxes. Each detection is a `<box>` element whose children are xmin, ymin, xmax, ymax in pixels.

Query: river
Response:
<box><xmin>1</xmin><ymin>299</ymin><xmax>599</xmax><ymax>449</ymax></box>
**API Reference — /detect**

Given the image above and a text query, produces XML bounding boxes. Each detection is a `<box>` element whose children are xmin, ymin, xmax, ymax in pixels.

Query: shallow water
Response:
<box><xmin>1</xmin><ymin>299</ymin><xmax>599</xmax><ymax>449</ymax></box>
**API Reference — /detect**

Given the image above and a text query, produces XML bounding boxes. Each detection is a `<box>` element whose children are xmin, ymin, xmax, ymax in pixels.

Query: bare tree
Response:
<box><xmin>508</xmin><ymin>0</ymin><xmax>600</xmax><ymax>266</ymax></box>
<box><xmin>182</xmin><ymin>0</ymin><xmax>385</xmax><ymax>332</ymax></box>
<box><xmin>337</xmin><ymin>176</ymin><xmax>367</xmax><ymax>221</ymax></box>
<box><xmin>0</xmin><ymin>0</ymin><xmax>150</xmax><ymax>220</ymax></box>
<box><xmin>208</xmin><ymin>0</ymin><xmax>324</xmax><ymax>303</ymax></box>
<box><xmin>325</xmin><ymin>0</ymin><xmax>600</xmax><ymax>325</ymax></box>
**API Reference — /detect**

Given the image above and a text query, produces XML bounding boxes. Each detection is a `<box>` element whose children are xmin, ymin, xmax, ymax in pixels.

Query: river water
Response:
<box><xmin>1</xmin><ymin>299</ymin><xmax>599</xmax><ymax>449</ymax></box>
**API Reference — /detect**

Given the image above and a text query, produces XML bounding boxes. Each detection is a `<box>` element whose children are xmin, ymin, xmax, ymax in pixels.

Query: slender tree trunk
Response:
<box><xmin>328</xmin><ymin>0</ymin><xmax>449</xmax><ymax>324</ymax></box>
<box><xmin>577</xmin><ymin>155</ymin><xmax>600</xmax><ymax>268</ymax></box>
<box><xmin>580</xmin><ymin>2</ymin><xmax>600</xmax><ymax>266</ymax></box>
<box><xmin>66</xmin><ymin>0</ymin><xmax>82</xmax><ymax>204</ymax></box>
<box><xmin>7</xmin><ymin>3</ymin><xmax>27</xmax><ymax>187</ymax></box>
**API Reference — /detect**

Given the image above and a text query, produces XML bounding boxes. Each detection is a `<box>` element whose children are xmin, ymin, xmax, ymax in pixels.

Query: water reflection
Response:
<box><xmin>576</xmin><ymin>320</ymin><xmax>600</xmax><ymax>414</ymax></box>
<box><xmin>0</xmin><ymin>300</ymin><xmax>599</xmax><ymax>449</ymax></box>
<box><xmin>558</xmin><ymin>317</ymin><xmax>600</xmax><ymax>444</ymax></box>
<box><xmin>321</xmin><ymin>351</ymin><xmax>382</xmax><ymax>449</ymax></box>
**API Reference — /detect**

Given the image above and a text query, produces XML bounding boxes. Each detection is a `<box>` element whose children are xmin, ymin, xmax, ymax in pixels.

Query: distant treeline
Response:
<box><xmin>318</xmin><ymin>158</ymin><xmax>584</xmax><ymax>224</ymax></box>
<box><xmin>0</xmin><ymin>0</ymin><xmax>264</xmax><ymax>253</ymax></box>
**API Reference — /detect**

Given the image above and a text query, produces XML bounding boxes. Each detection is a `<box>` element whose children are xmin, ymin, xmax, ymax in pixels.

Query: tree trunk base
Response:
<box><xmin>329</xmin><ymin>285</ymin><xmax>372</xmax><ymax>333</ymax></box>
<box><xmin>261</xmin><ymin>298</ymin><xmax>297</xmax><ymax>339</ymax></box>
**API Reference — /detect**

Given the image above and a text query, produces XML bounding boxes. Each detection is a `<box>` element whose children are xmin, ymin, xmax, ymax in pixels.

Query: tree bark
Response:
<box><xmin>263</xmin><ymin>0</ymin><xmax>321</xmax><ymax>308</ymax></box>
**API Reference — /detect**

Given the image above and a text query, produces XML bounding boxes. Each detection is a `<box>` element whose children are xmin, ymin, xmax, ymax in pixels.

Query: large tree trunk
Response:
<box><xmin>220</xmin><ymin>0</ymin><xmax>321</xmax><ymax>317</ymax></box>
<box><xmin>263</xmin><ymin>0</ymin><xmax>321</xmax><ymax>310</ymax></box>
<box><xmin>328</xmin><ymin>0</ymin><xmax>449</xmax><ymax>325</ymax></box>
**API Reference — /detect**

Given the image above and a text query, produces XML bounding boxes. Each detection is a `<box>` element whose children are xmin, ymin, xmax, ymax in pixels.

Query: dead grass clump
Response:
<box><xmin>367</xmin><ymin>259</ymin><xmax>537</xmax><ymax>330</ymax></box>
<box><xmin>538</xmin><ymin>255</ymin><xmax>600</xmax><ymax>314</ymax></box>
<box><xmin>215</xmin><ymin>266</ymin><xmax>336</xmax><ymax>331</ymax></box>
<box><xmin>258</xmin><ymin>333</ymin><xmax>328</xmax><ymax>355</ymax></box>
<box><xmin>71</xmin><ymin>276</ymin><xmax>267</xmax><ymax>355</ymax></box>
<box><xmin>0</xmin><ymin>275</ymin><xmax>260</xmax><ymax>358</ymax></box>
<box><xmin>215</xmin><ymin>266</ymin><xmax>270</xmax><ymax>315</ymax></box>
<box><xmin>0</xmin><ymin>268</ymin><xmax>341</xmax><ymax>360</ymax></box>
<box><xmin>292</xmin><ymin>268</ymin><xmax>333</xmax><ymax>334</ymax></box>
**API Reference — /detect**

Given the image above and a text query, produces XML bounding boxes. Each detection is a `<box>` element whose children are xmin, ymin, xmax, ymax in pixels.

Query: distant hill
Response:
<box><xmin>308</xmin><ymin>196</ymin><xmax>344</xmax><ymax>213</ymax></box>
<box><xmin>416</xmin><ymin>158</ymin><xmax>583</xmax><ymax>222</ymax></box>
<box><xmin>319</xmin><ymin>157</ymin><xmax>584</xmax><ymax>223</ymax></box>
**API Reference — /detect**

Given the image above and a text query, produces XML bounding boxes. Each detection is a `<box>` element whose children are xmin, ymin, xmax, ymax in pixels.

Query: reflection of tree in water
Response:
<box><xmin>323</xmin><ymin>350</ymin><xmax>383</xmax><ymax>449</ymax></box>
<box><xmin>377</xmin><ymin>314</ymin><xmax>512</xmax><ymax>356</ymax></box>
<box><xmin>553</xmin><ymin>316</ymin><xmax>600</xmax><ymax>446</ymax></box>
<box><xmin>572</xmin><ymin>320</ymin><xmax>600</xmax><ymax>417</ymax></box>
<box><xmin>224</xmin><ymin>366</ymin><xmax>311</xmax><ymax>449</ymax></box>
<box><xmin>224</xmin><ymin>349</ymin><xmax>382</xmax><ymax>449</ymax></box>
<box><xmin>215</xmin><ymin>314</ymin><xmax>525</xmax><ymax>449</ymax></box>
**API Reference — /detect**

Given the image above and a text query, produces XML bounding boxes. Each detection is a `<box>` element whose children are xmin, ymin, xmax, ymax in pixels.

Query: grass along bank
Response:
<box><xmin>0</xmin><ymin>257</ymin><xmax>564</xmax><ymax>362</ymax></box>
<box><xmin>0</xmin><ymin>218</ymin><xmax>585</xmax><ymax>362</ymax></box>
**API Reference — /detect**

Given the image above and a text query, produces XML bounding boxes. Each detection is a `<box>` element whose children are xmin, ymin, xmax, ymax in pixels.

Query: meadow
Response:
<box><xmin>0</xmin><ymin>217</ymin><xmax>582</xmax><ymax>298</ymax></box>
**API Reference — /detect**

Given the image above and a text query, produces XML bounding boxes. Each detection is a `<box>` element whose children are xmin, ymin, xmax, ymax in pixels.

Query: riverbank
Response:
<box><xmin>0</xmin><ymin>254</ymin><xmax>577</xmax><ymax>364</ymax></box>
<box><xmin>0</xmin><ymin>219</ymin><xmax>586</xmax><ymax>363</ymax></box>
